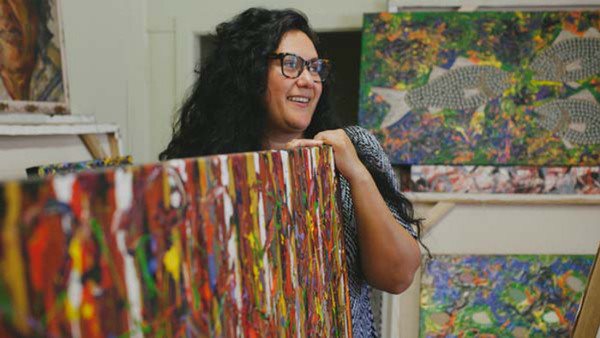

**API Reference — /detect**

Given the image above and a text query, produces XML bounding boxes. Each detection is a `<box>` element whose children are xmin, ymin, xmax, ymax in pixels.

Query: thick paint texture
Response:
<box><xmin>0</xmin><ymin>146</ymin><xmax>351</xmax><ymax>337</ymax></box>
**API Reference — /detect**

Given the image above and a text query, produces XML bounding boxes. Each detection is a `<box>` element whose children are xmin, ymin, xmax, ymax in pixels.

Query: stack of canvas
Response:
<box><xmin>359</xmin><ymin>10</ymin><xmax>600</xmax><ymax>336</ymax></box>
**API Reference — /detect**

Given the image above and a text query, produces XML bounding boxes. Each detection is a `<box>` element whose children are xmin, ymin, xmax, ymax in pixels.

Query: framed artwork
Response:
<box><xmin>0</xmin><ymin>0</ymin><xmax>69</xmax><ymax>114</ymax></box>
<box><xmin>420</xmin><ymin>255</ymin><xmax>595</xmax><ymax>337</ymax></box>
<box><xmin>409</xmin><ymin>165</ymin><xmax>600</xmax><ymax>194</ymax></box>
<box><xmin>359</xmin><ymin>11</ymin><xmax>600</xmax><ymax>165</ymax></box>
<box><xmin>0</xmin><ymin>146</ymin><xmax>351</xmax><ymax>337</ymax></box>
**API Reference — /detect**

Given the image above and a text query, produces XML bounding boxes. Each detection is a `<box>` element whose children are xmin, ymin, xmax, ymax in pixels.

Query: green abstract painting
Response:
<box><xmin>359</xmin><ymin>11</ymin><xmax>600</xmax><ymax>165</ymax></box>
<box><xmin>420</xmin><ymin>255</ymin><xmax>594</xmax><ymax>337</ymax></box>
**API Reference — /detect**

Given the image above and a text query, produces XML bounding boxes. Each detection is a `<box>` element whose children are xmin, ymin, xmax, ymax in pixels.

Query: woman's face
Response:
<box><xmin>264</xmin><ymin>30</ymin><xmax>322</xmax><ymax>136</ymax></box>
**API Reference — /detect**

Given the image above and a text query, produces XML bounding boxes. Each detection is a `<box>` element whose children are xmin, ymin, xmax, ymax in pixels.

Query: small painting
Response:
<box><xmin>420</xmin><ymin>255</ymin><xmax>594</xmax><ymax>337</ymax></box>
<box><xmin>409</xmin><ymin>165</ymin><xmax>600</xmax><ymax>194</ymax></box>
<box><xmin>360</xmin><ymin>11</ymin><xmax>600</xmax><ymax>165</ymax></box>
<box><xmin>0</xmin><ymin>0</ymin><xmax>69</xmax><ymax>114</ymax></box>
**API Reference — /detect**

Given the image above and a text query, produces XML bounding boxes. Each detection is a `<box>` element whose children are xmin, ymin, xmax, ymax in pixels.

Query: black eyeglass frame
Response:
<box><xmin>268</xmin><ymin>53</ymin><xmax>330</xmax><ymax>83</ymax></box>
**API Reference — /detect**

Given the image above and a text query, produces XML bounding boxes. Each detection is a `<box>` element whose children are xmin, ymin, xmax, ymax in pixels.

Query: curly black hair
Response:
<box><xmin>159</xmin><ymin>8</ymin><xmax>337</xmax><ymax>160</ymax></box>
<box><xmin>160</xmin><ymin>7</ymin><xmax>426</xmax><ymax>248</ymax></box>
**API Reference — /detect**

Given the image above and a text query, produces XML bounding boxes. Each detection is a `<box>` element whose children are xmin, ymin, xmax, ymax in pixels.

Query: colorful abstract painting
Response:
<box><xmin>409</xmin><ymin>165</ymin><xmax>600</xmax><ymax>194</ymax></box>
<box><xmin>420</xmin><ymin>255</ymin><xmax>594</xmax><ymax>337</ymax></box>
<box><xmin>359</xmin><ymin>11</ymin><xmax>600</xmax><ymax>165</ymax></box>
<box><xmin>0</xmin><ymin>0</ymin><xmax>70</xmax><ymax>114</ymax></box>
<box><xmin>0</xmin><ymin>146</ymin><xmax>351</xmax><ymax>337</ymax></box>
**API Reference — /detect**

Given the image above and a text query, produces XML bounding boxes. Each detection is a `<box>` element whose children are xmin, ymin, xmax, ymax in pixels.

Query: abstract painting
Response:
<box><xmin>359</xmin><ymin>11</ymin><xmax>600</xmax><ymax>165</ymax></box>
<box><xmin>420</xmin><ymin>255</ymin><xmax>594</xmax><ymax>337</ymax></box>
<box><xmin>0</xmin><ymin>0</ymin><xmax>69</xmax><ymax>114</ymax></box>
<box><xmin>0</xmin><ymin>146</ymin><xmax>351</xmax><ymax>337</ymax></box>
<box><xmin>409</xmin><ymin>165</ymin><xmax>600</xmax><ymax>194</ymax></box>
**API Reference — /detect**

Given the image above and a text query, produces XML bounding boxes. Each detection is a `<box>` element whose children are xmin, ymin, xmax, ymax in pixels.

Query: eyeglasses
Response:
<box><xmin>268</xmin><ymin>53</ymin><xmax>330</xmax><ymax>83</ymax></box>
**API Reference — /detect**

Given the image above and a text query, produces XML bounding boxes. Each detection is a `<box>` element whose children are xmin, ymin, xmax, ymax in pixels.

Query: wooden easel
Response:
<box><xmin>572</xmin><ymin>244</ymin><xmax>600</xmax><ymax>338</ymax></box>
<box><xmin>0</xmin><ymin>114</ymin><xmax>121</xmax><ymax>160</ymax></box>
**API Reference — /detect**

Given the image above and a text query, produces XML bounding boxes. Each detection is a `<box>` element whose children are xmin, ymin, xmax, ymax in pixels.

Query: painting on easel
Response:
<box><xmin>359</xmin><ymin>11</ymin><xmax>600</xmax><ymax>165</ymax></box>
<box><xmin>0</xmin><ymin>0</ymin><xmax>69</xmax><ymax>114</ymax></box>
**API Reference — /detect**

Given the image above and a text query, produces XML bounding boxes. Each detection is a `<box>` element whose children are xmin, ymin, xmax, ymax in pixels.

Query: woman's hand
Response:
<box><xmin>285</xmin><ymin>130</ymin><xmax>368</xmax><ymax>181</ymax></box>
<box><xmin>287</xmin><ymin>129</ymin><xmax>420</xmax><ymax>294</ymax></box>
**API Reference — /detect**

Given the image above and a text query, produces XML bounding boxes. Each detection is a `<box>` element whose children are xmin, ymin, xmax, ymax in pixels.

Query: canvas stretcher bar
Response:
<box><xmin>572</xmin><ymin>244</ymin><xmax>600</xmax><ymax>338</ymax></box>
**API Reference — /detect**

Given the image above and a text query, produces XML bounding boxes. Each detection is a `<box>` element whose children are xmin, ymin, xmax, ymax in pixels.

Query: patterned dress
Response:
<box><xmin>340</xmin><ymin>126</ymin><xmax>417</xmax><ymax>337</ymax></box>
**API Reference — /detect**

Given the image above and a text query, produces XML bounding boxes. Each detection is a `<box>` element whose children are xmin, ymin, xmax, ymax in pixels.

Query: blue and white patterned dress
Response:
<box><xmin>340</xmin><ymin>126</ymin><xmax>417</xmax><ymax>337</ymax></box>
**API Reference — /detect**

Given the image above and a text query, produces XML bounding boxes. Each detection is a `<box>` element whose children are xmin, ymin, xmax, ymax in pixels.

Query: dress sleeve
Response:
<box><xmin>343</xmin><ymin>125</ymin><xmax>418</xmax><ymax>238</ymax></box>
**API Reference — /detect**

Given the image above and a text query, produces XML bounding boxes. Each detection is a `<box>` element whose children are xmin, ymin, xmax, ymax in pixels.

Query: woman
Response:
<box><xmin>160</xmin><ymin>8</ymin><xmax>422</xmax><ymax>337</ymax></box>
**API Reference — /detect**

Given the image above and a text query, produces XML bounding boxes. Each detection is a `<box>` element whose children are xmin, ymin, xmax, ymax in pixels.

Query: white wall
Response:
<box><xmin>61</xmin><ymin>0</ymin><xmax>151</xmax><ymax>162</ymax></box>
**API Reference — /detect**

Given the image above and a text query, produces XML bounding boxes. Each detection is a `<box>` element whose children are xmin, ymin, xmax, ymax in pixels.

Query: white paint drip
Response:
<box><xmin>312</xmin><ymin>147</ymin><xmax>326</xmax><ymax>287</ymax></box>
<box><xmin>115</xmin><ymin>169</ymin><xmax>133</xmax><ymax>211</ymax></box>
<box><xmin>227</xmin><ymin>229</ymin><xmax>242</xmax><ymax>311</ymax></box>
<box><xmin>329</xmin><ymin>148</ymin><xmax>335</xmax><ymax>177</ymax></box>
<box><xmin>306</xmin><ymin>148</ymin><xmax>313</xmax><ymax>180</ymax></box>
<box><xmin>223</xmin><ymin>191</ymin><xmax>233</xmax><ymax>232</ymax></box>
<box><xmin>290</xmin><ymin>240</ymin><xmax>300</xmax><ymax>338</ymax></box>
<box><xmin>117</xmin><ymin>230</ymin><xmax>143</xmax><ymax>338</ymax></box>
<box><xmin>168</xmin><ymin>159</ymin><xmax>188</xmax><ymax>182</ymax></box>
<box><xmin>258</xmin><ymin>192</ymin><xmax>272</xmax><ymax>314</ymax></box>
<box><xmin>281</xmin><ymin>151</ymin><xmax>292</xmax><ymax>215</ymax></box>
<box><xmin>253</xmin><ymin>153</ymin><xmax>260</xmax><ymax>175</ymax></box>
<box><xmin>67</xmin><ymin>269</ymin><xmax>82</xmax><ymax>338</ymax></box>
<box><xmin>52</xmin><ymin>174</ymin><xmax>76</xmax><ymax>203</ymax></box>
<box><xmin>218</xmin><ymin>155</ymin><xmax>229</xmax><ymax>187</ymax></box>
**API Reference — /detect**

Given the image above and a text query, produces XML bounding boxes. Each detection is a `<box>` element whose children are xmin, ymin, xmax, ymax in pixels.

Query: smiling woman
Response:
<box><xmin>160</xmin><ymin>8</ymin><xmax>423</xmax><ymax>337</ymax></box>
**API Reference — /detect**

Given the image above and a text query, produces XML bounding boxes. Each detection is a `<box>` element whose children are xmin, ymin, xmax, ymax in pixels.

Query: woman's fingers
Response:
<box><xmin>285</xmin><ymin>139</ymin><xmax>323</xmax><ymax>149</ymax></box>
<box><xmin>314</xmin><ymin>129</ymin><xmax>367</xmax><ymax>180</ymax></box>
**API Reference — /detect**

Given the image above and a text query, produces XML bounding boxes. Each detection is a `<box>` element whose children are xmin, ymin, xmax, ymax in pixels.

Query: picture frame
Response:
<box><xmin>0</xmin><ymin>0</ymin><xmax>70</xmax><ymax>114</ymax></box>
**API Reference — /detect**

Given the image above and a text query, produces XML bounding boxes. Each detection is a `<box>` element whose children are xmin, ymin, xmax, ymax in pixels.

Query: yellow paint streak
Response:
<box><xmin>198</xmin><ymin>159</ymin><xmax>207</xmax><ymax>195</ymax></box>
<box><xmin>1</xmin><ymin>183</ymin><xmax>30</xmax><ymax>334</ymax></box>
<box><xmin>65</xmin><ymin>301</ymin><xmax>78</xmax><ymax>321</ymax></box>
<box><xmin>162</xmin><ymin>169</ymin><xmax>170</xmax><ymax>209</ymax></box>
<box><xmin>470</xmin><ymin>110</ymin><xmax>485</xmax><ymax>135</ymax></box>
<box><xmin>226</xmin><ymin>158</ymin><xmax>236</xmax><ymax>200</ymax></box>
<box><xmin>306</xmin><ymin>210</ymin><xmax>314</xmax><ymax>233</ymax></box>
<box><xmin>82</xmin><ymin>302</ymin><xmax>94</xmax><ymax>319</ymax></box>
<box><xmin>531</xmin><ymin>80</ymin><xmax>563</xmax><ymax>87</ymax></box>
<box><xmin>212</xmin><ymin>298</ymin><xmax>222</xmax><ymax>336</ymax></box>
<box><xmin>68</xmin><ymin>237</ymin><xmax>83</xmax><ymax>272</ymax></box>
<box><xmin>163</xmin><ymin>230</ymin><xmax>182</xmax><ymax>282</ymax></box>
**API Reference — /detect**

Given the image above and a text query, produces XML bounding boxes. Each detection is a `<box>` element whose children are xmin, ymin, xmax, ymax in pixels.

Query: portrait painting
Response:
<box><xmin>359</xmin><ymin>11</ymin><xmax>600</xmax><ymax>165</ymax></box>
<box><xmin>0</xmin><ymin>0</ymin><xmax>69</xmax><ymax>114</ymax></box>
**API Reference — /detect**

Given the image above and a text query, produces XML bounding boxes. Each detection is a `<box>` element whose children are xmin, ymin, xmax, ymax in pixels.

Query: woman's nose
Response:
<box><xmin>296</xmin><ymin>67</ymin><xmax>315</xmax><ymax>88</ymax></box>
